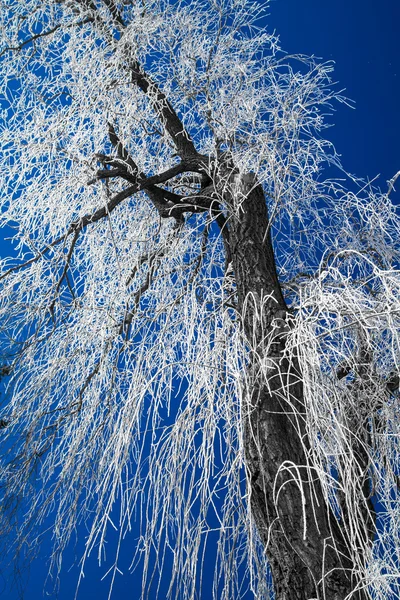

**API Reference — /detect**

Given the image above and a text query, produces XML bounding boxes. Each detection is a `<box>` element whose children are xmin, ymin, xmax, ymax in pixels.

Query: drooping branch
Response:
<box><xmin>119</xmin><ymin>255</ymin><xmax>159</xmax><ymax>338</ymax></box>
<box><xmin>0</xmin><ymin>184</ymin><xmax>138</xmax><ymax>282</ymax></box>
<box><xmin>0</xmin><ymin>167</ymin><xmax>215</xmax><ymax>284</ymax></box>
<box><xmin>0</xmin><ymin>147</ymin><xmax>214</xmax><ymax>286</ymax></box>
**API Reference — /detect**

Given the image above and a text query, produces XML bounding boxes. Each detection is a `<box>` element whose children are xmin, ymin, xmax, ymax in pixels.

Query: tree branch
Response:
<box><xmin>129</xmin><ymin>60</ymin><xmax>198</xmax><ymax>160</ymax></box>
<box><xmin>0</xmin><ymin>184</ymin><xmax>138</xmax><ymax>282</ymax></box>
<box><xmin>101</xmin><ymin>0</ymin><xmax>125</xmax><ymax>27</ymax></box>
<box><xmin>73</xmin><ymin>185</ymin><xmax>138</xmax><ymax>230</ymax></box>
<box><xmin>107</xmin><ymin>122</ymin><xmax>140</xmax><ymax>174</ymax></box>
<box><xmin>0</xmin><ymin>18</ymin><xmax>94</xmax><ymax>58</ymax></box>
<box><xmin>104</xmin><ymin>122</ymin><xmax>213</xmax><ymax>220</ymax></box>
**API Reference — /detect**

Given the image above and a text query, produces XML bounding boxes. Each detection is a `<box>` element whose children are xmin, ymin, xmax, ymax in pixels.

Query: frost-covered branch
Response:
<box><xmin>0</xmin><ymin>1</ymin><xmax>399</xmax><ymax>599</ymax></box>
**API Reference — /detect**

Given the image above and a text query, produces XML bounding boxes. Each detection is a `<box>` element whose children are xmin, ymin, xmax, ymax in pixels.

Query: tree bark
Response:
<box><xmin>226</xmin><ymin>173</ymin><xmax>372</xmax><ymax>600</ymax></box>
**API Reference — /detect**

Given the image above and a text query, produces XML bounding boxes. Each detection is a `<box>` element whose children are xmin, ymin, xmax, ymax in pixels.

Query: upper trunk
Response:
<box><xmin>225</xmin><ymin>172</ymin><xmax>373</xmax><ymax>600</ymax></box>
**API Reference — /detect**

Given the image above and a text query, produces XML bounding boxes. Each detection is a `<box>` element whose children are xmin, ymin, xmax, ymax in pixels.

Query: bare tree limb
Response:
<box><xmin>0</xmin><ymin>18</ymin><xmax>94</xmax><ymax>58</ymax></box>
<box><xmin>129</xmin><ymin>60</ymin><xmax>198</xmax><ymax>159</ymax></box>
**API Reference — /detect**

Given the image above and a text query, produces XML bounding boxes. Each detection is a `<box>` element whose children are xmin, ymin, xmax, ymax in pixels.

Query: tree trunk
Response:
<box><xmin>226</xmin><ymin>173</ymin><xmax>372</xmax><ymax>599</ymax></box>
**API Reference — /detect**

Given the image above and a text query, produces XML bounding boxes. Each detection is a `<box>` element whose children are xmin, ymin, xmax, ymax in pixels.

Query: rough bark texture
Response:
<box><xmin>226</xmin><ymin>174</ymin><xmax>371</xmax><ymax>600</ymax></box>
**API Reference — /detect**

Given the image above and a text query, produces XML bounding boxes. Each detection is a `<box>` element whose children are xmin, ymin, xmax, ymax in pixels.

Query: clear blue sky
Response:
<box><xmin>1</xmin><ymin>0</ymin><xmax>399</xmax><ymax>598</ymax></box>
<box><xmin>270</xmin><ymin>0</ymin><xmax>399</xmax><ymax>203</ymax></box>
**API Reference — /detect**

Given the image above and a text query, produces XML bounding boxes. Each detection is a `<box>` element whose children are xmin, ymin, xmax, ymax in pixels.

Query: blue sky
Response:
<box><xmin>1</xmin><ymin>0</ymin><xmax>399</xmax><ymax>598</ymax></box>
<box><xmin>270</xmin><ymin>0</ymin><xmax>400</xmax><ymax>202</ymax></box>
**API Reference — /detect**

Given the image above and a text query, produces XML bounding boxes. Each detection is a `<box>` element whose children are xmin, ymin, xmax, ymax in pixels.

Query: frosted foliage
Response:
<box><xmin>0</xmin><ymin>0</ymin><xmax>399</xmax><ymax>598</ymax></box>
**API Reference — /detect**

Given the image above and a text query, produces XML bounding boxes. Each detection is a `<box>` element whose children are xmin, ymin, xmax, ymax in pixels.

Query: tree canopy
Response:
<box><xmin>0</xmin><ymin>1</ymin><xmax>399</xmax><ymax>598</ymax></box>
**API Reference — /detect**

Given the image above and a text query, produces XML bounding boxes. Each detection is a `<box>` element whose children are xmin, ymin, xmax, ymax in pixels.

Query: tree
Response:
<box><xmin>0</xmin><ymin>0</ymin><xmax>399</xmax><ymax>598</ymax></box>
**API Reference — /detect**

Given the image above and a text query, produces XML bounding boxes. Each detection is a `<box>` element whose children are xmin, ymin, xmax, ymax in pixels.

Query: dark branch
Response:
<box><xmin>120</xmin><ymin>257</ymin><xmax>158</xmax><ymax>337</ymax></box>
<box><xmin>88</xmin><ymin>167</ymin><xmax>136</xmax><ymax>185</ymax></box>
<box><xmin>73</xmin><ymin>185</ymin><xmax>139</xmax><ymax>230</ymax></box>
<box><xmin>101</xmin><ymin>0</ymin><xmax>125</xmax><ymax>27</ymax></box>
<box><xmin>103</xmin><ymin>123</ymin><xmax>213</xmax><ymax>220</ymax></box>
<box><xmin>130</xmin><ymin>61</ymin><xmax>198</xmax><ymax>159</ymax></box>
<box><xmin>49</xmin><ymin>229</ymin><xmax>81</xmax><ymax>314</ymax></box>
<box><xmin>0</xmin><ymin>18</ymin><xmax>94</xmax><ymax>58</ymax></box>
<box><xmin>214</xmin><ymin>211</ymin><xmax>232</xmax><ymax>267</ymax></box>
<box><xmin>107</xmin><ymin>123</ymin><xmax>140</xmax><ymax>174</ymax></box>
<box><xmin>144</xmin><ymin>184</ymin><xmax>218</xmax><ymax>221</ymax></box>
<box><xmin>91</xmin><ymin>154</ymin><xmax>190</xmax><ymax>188</ymax></box>
<box><xmin>144</xmin><ymin>164</ymin><xmax>193</xmax><ymax>187</ymax></box>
